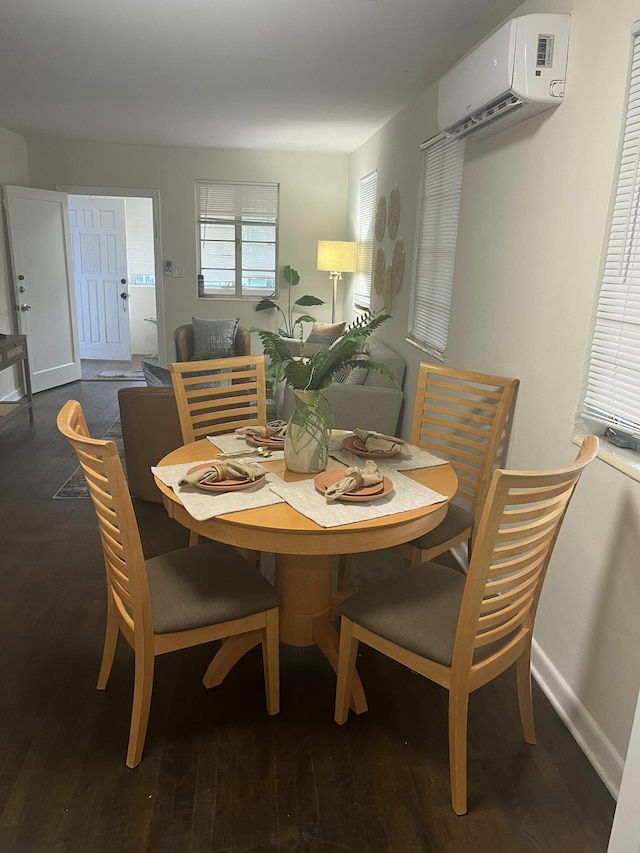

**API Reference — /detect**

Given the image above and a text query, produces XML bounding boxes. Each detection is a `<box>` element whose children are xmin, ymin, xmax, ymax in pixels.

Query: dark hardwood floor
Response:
<box><xmin>0</xmin><ymin>380</ymin><xmax>616</xmax><ymax>852</ymax></box>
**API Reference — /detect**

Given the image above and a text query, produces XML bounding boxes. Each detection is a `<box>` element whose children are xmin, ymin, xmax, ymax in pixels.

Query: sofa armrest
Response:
<box><xmin>324</xmin><ymin>384</ymin><xmax>403</xmax><ymax>435</ymax></box>
<box><xmin>278</xmin><ymin>337</ymin><xmax>327</xmax><ymax>358</ymax></box>
<box><xmin>275</xmin><ymin>382</ymin><xmax>403</xmax><ymax>436</ymax></box>
<box><xmin>118</xmin><ymin>387</ymin><xmax>183</xmax><ymax>503</ymax></box>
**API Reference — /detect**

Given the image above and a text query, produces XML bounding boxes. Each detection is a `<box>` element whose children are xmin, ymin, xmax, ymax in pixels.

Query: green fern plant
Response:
<box><xmin>255</xmin><ymin>311</ymin><xmax>395</xmax><ymax>390</ymax></box>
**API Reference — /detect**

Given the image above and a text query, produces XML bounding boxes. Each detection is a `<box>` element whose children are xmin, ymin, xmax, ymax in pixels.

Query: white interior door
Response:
<box><xmin>68</xmin><ymin>196</ymin><xmax>131</xmax><ymax>360</ymax></box>
<box><xmin>3</xmin><ymin>186</ymin><xmax>81</xmax><ymax>393</ymax></box>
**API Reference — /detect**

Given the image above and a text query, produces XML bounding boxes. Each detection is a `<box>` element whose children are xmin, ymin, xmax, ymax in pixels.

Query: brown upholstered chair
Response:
<box><xmin>57</xmin><ymin>399</ymin><xmax>281</xmax><ymax>768</ymax></box>
<box><xmin>174</xmin><ymin>323</ymin><xmax>251</xmax><ymax>361</ymax></box>
<box><xmin>334</xmin><ymin>436</ymin><xmax>598</xmax><ymax>814</ymax></box>
<box><xmin>118</xmin><ymin>386</ymin><xmax>182</xmax><ymax>503</ymax></box>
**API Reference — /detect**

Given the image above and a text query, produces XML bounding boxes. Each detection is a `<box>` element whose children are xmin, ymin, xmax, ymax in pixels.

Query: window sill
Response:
<box><xmin>573</xmin><ymin>432</ymin><xmax>640</xmax><ymax>484</ymax></box>
<box><xmin>405</xmin><ymin>336</ymin><xmax>445</xmax><ymax>363</ymax></box>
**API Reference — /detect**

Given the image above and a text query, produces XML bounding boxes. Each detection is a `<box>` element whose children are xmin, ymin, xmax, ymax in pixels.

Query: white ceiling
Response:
<box><xmin>0</xmin><ymin>0</ymin><xmax>524</xmax><ymax>154</ymax></box>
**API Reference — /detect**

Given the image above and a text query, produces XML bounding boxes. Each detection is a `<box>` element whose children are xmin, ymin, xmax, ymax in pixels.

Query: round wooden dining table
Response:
<box><xmin>154</xmin><ymin>438</ymin><xmax>457</xmax><ymax>712</ymax></box>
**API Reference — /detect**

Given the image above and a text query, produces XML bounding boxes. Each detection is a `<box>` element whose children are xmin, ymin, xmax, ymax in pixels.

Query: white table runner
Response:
<box><xmin>268</xmin><ymin>472</ymin><xmax>447</xmax><ymax>529</ymax></box>
<box><xmin>152</xmin><ymin>461</ymin><xmax>285</xmax><ymax>521</ymax></box>
<box><xmin>328</xmin><ymin>436</ymin><xmax>447</xmax><ymax>472</ymax></box>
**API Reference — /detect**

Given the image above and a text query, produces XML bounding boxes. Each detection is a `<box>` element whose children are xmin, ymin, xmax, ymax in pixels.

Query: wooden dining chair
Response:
<box><xmin>169</xmin><ymin>354</ymin><xmax>267</xmax><ymax>444</ymax></box>
<box><xmin>169</xmin><ymin>354</ymin><xmax>268</xmax><ymax>555</ymax></box>
<box><xmin>334</xmin><ymin>435</ymin><xmax>598</xmax><ymax>814</ymax></box>
<box><xmin>57</xmin><ymin>399</ymin><xmax>281</xmax><ymax>769</ymax></box>
<box><xmin>336</xmin><ymin>364</ymin><xmax>519</xmax><ymax>593</ymax></box>
<box><xmin>396</xmin><ymin>363</ymin><xmax>519</xmax><ymax>567</ymax></box>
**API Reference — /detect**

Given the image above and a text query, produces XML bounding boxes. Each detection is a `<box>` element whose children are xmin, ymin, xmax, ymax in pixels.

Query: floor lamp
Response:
<box><xmin>317</xmin><ymin>241</ymin><xmax>356</xmax><ymax>322</ymax></box>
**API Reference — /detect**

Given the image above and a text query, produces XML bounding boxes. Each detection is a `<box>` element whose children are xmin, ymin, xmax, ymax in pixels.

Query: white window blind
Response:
<box><xmin>124</xmin><ymin>197</ymin><xmax>155</xmax><ymax>282</ymax></box>
<box><xmin>408</xmin><ymin>134</ymin><xmax>465</xmax><ymax>360</ymax></box>
<box><xmin>354</xmin><ymin>170</ymin><xmax>377</xmax><ymax>310</ymax></box>
<box><xmin>196</xmin><ymin>180</ymin><xmax>278</xmax><ymax>298</ymax></box>
<box><xmin>583</xmin><ymin>23</ymin><xmax>640</xmax><ymax>433</ymax></box>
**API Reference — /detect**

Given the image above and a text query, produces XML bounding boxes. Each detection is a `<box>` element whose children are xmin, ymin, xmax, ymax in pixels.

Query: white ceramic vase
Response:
<box><xmin>284</xmin><ymin>389</ymin><xmax>332</xmax><ymax>474</ymax></box>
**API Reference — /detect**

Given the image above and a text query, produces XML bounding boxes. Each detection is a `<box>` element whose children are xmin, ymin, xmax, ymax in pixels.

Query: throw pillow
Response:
<box><xmin>305</xmin><ymin>332</ymin><xmax>335</xmax><ymax>347</ymax></box>
<box><xmin>191</xmin><ymin>317</ymin><xmax>239</xmax><ymax>361</ymax></box>
<box><xmin>344</xmin><ymin>350</ymin><xmax>369</xmax><ymax>385</ymax></box>
<box><xmin>141</xmin><ymin>361</ymin><xmax>172</xmax><ymax>386</ymax></box>
<box><xmin>310</xmin><ymin>321</ymin><xmax>346</xmax><ymax>342</ymax></box>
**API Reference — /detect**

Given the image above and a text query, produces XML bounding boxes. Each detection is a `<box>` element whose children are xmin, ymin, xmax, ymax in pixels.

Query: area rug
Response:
<box><xmin>53</xmin><ymin>420</ymin><xmax>126</xmax><ymax>498</ymax></box>
<box><xmin>96</xmin><ymin>370</ymin><xmax>145</xmax><ymax>380</ymax></box>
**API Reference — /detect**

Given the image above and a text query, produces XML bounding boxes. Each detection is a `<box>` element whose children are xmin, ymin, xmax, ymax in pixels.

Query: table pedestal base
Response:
<box><xmin>201</xmin><ymin>554</ymin><xmax>367</xmax><ymax>714</ymax></box>
<box><xmin>275</xmin><ymin>553</ymin><xmax>367</xmax><ymax>714</ymax></box>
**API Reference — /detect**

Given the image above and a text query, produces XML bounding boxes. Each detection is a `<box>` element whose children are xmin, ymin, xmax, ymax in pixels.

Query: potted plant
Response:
<box><xmin>255</xmin><ymin>311</ymin><xmax>394</xmax><ymax>473</ymax></box>
<box><xmin>254</xmin><ymin>265</ymin><xmax>324</xmax><ymax>338</ymax></box>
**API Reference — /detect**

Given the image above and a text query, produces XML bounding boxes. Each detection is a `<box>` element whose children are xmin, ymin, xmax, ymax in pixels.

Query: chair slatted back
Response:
<box><xmin>170</xmin><ymin>355</ymin><xmax>267</xmax><ymax>444</ymax></box>
<box><xmin>410</xmin><ymin>365</ymin><xmax>519</xmax><ymax>517</ymax></box>
<box><xmin>455</xmin><ymin>436</ymin><xmax>598</xmax><ymax>682</ymax></box>
<box><xmin>57</xmin><ymin>401</ymin><xmax>149</xmax><ymax>637</ymax></box>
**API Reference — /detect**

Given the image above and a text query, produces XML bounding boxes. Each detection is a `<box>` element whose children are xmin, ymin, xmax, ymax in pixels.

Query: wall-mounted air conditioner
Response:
<box><xmin>437</xmin><ymin>13</ymin><xmax>570</xmax><ymax>141</ymax></box>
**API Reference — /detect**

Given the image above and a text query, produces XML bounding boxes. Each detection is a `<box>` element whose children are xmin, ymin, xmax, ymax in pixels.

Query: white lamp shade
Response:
<box><xmin>317</xmin><ymin>241</ymin><xmax>356</xmax><ymax>273</ymax></box>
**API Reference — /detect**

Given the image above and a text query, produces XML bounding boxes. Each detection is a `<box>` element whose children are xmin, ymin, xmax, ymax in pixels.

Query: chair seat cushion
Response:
<box><xmin>339</xmin><ymin>562</ymin><xmax>465</xmax><ymax>666</ymax></box>
<box><xmin>409</xmin><ymin>502</ymin><xmax>473</xmax><ymax>550</ymax></box>
<box><xmin>147</xmin><ymin>542</ymin><xmax>281</xmax><ymax>634</ymax></box>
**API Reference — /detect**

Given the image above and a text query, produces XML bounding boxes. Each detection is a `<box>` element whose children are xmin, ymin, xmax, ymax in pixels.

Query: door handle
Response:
<box><xmin>120</xmin><ymin>292</ymin><xmax>129</xmax><ymax>300</ymax></box>
<box><xmin>20</xmin><ymin>304</ymin><xmax>31</xmax><ymax>311</ymax></box>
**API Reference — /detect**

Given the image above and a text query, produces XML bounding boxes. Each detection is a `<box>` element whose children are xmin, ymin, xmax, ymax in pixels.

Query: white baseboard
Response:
<box><xmin>532</xmin><ymin>638</ymin><xmax>623</xmax><ymax>800</ymax></box>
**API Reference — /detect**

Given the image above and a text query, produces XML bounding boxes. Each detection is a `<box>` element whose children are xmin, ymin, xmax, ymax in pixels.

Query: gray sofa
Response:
<box><xmin>274</xmin><ymin>337</ymin><xmax>405</xmax><ymax>436</ymax></box>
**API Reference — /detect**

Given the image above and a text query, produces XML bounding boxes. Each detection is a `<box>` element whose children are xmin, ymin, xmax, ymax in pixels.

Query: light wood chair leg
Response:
<box><xmin>448</xmin><ymin>686</ymin><xmax>470</xmax><ymax>815</ymax></box>
<box><xmin>126</xmin><ymin>643</ymin><xmax>155</xmax><ymax>769</ymax></box>
<box><xmin>336</xmin><ymin>554</ymin><xmax>351</xmax><ymax>592</ymax></box>
<box><xmin>97</xmin><ymin>596</ymin><xmax>119</xmax><ymax>690</ymax></box>
<box><xmin>262</xmin><ymin>608</ymin><xmax>280</xmax><ymax>716</ymax></box>
<box><xmin>516</xmin><ymin>647</ymin><xmax>536</xmax><ymax>745</ymax></box>
<box><xmin>202</xmin><ymin>631</ymin><xmax>263</xmax><ymax>688</ymax></box>
<box><xmin>188</xmin><ymin>530</ymin><xmax>199</xmax><ymax>546</ymax></box>
<box><xmin>334</xmin><ymin>617</ymin><xmax>359</xmax><ymax>725</ymax></box>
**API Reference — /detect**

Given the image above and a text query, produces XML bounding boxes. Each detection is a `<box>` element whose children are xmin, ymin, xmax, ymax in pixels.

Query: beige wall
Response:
<box><xmin>347</xmin><ymin>0</ymin><xmax>640</xmax><ymax>795</ymax></box>
<box><xmin>25</xmin><ymin>139</ymin><xmax>349</xmax><ymax>360</ymax></box>
<box><xmin>0</xmin><ymin>127</ymin><xmax>29</xmax><ymax>401</ymax></box>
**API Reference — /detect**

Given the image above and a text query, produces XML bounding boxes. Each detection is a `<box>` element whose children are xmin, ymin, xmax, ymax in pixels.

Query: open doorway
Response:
<box><xmin>59</xmin><ymin>185</ymin><xmax>163</xmax><ymax>378</ymax></box>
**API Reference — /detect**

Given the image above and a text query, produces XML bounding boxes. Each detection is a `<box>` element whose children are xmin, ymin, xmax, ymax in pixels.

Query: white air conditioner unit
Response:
<box><xmin>437</xmin><ymin>13</ymin><xmax>570</xmax><ymax>141</ymax></box>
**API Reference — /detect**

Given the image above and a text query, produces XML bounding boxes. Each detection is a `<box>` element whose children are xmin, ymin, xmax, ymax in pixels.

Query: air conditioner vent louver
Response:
<box><xmin>443</xmin><ymin>94</ymin><xmax>523</xmax><ymax>139</ymax></box>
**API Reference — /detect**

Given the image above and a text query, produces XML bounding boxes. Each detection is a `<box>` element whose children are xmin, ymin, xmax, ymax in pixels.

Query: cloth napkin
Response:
<box><xmin>324</xmin><ymin>459</ymin><xmax>383</xmax><ymax>501</ymax></box>
<box><xmin>354</xmin><ymin>428</ymin><xmax>411</xmax><ymax>457</ymax></box>
<box><xmin>234</xmin><ymin>420</ymin><xmax>288</xmax><ymax>440</ymax></box>
<box><xmin>178</xmin><ymin>460</ymin><xmax>264</xmax><ymax>486</ymax></box>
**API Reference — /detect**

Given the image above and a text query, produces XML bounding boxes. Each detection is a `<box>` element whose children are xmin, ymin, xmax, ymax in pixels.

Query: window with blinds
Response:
<box><xmin>354</xmin><ymin>170</ymin><xmax>377</xmax><ymax>310</ymax></box>
<box><xmin>196</xmin><ymin>180</ymin><xmax>279</xmax><ymax>298</ymax></box>
<box><xmin>125</xmin><ymin>197</ymin><xmax>155</xmax><ymax>285</ymax></box>
<box><xmin>408</xmin><ymin>135</ymin><xmax>465</xmax><ymax>360</ymax></box>
<box><xmin>582</xmin><ymin>22</ymin><xmax>640</xmax><ymax>436</ymax></box>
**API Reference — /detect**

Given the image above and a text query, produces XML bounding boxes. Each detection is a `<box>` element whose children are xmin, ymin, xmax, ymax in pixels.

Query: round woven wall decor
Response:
<box><xmin>374</xmin><ymin>247</ymin><xmax>386</xmax><ymax>294</ymax></box>
<box><xmin>375</xmin><ymin>194</ymin><xmax>387</xmax><ymax>243</ymax></box>
<box><xmin>388</xmin><ymin>187</ymin><xmax>400</xmax><ymax>240</ymax></box>
<box><xmin>391</xmin><ymin>238</ymin><xmax>405</xmax><ymax>293</ymax></box>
